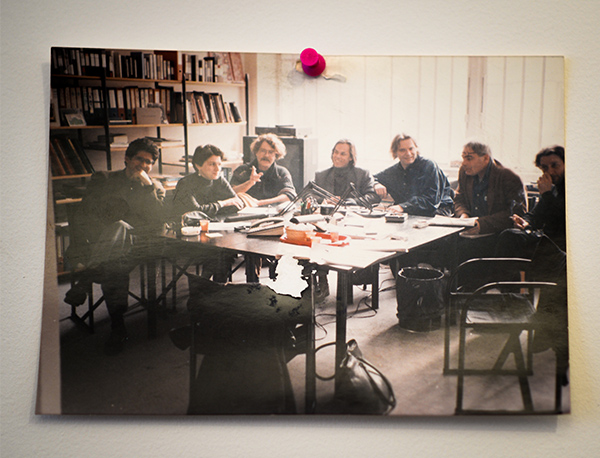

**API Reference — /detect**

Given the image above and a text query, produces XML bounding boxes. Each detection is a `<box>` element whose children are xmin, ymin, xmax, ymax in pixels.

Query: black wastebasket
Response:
<box><xmin>396</xmin><ymin>267</ymin><xmax>445</xmax><ymax>332</ymax></box>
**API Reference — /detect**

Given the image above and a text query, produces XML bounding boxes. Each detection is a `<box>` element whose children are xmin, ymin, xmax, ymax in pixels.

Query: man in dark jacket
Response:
<box><xmin>455</xmin><ymin>141</ymin><xmax>527</xmax><ymax>235</ymax></box>
<box><xmin>497</xmin><ymin>145</ymin><xmax>566</xmax><ymax>256</ymax></box>
<box><xmin>374</xmin><ymin>134</ymin><xmax>454</xmax><ymax>216</ymax></box>
<box><xmin>454</xmin><ymin>141</ymin><xmax>527</xmax><ymax>261</ymax></box>
<box><xmin>230</xmin><ymin>133</ymin><xmax>296</xmax><ymax>206</ymax></box>
<box><xmin>64</xmin><ymin>138</ymin><xmax>166</xmax><ymax>354</ymax></box>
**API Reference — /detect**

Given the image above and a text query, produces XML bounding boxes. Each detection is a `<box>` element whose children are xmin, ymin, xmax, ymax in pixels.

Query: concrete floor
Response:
<box><xmin>57</xmin><ymin>255</ymin><xmax>569</xmax><ymax>416</ymax></box>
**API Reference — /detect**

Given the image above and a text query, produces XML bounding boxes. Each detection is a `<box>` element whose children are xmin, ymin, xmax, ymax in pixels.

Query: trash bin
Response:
<box><xmin>396</xmin><ymin>267</ymin><xmax>445</xmax><ymax>332</ymax></box>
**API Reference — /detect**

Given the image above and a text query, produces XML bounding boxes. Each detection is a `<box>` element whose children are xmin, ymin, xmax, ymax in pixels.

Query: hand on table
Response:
<box><xmin>219</xmin><ymin>195</ymin><xmax>245</xmax><ymax>210</ymax></box>
<box><xmin>237</xmin><ymin>192</ymin><xmax>259</xmax><ymax>208</ymax></box>
<box><xmin>462</xmin><ymin>219</ymin><xmax>481</xmax><ymax>235</ymax></box>
<box><xmin>388</xmin><ymin>205</ymin><xmax>404</xmax><ymax>214</ymax></box>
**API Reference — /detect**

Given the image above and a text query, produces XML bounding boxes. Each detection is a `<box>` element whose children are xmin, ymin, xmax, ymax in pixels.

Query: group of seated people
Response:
<box><xmin>63</xmin><ymin>133</ymin><xmax>566</xmax><ymax>355</ymax></box>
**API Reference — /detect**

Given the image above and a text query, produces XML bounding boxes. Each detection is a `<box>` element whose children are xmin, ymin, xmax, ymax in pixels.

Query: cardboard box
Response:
<box><xmin>136</xmin><ymin>107</ymin><xmax>163</xmax><ymax>125</ymax></box>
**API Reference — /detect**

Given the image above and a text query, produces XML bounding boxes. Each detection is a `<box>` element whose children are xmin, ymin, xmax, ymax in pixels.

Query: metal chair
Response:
<box><xmin>444</xmin><ymin>258</ymin><xmax>557</xmax><ymax>414</ymax></box>
<box><xmin>64</xmin><ymin>201</ymin><xmax>157</xmax><ymax>333</ymax></box>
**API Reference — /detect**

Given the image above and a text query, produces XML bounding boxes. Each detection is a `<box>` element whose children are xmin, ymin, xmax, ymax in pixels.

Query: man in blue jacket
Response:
<box><xmin>374</xmin><ymin>134</ymin><xmax>454</xmax><ymax>216</ymax></box>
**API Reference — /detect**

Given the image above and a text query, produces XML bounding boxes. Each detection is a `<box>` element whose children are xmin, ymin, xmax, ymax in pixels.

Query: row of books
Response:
<box><xmin>49</xmin><ymin>136</ymin><xmax>95</xmax><ymax>176</ymax></box>
<box><xmin>186</xmin><ymin>91</ymin><xmax>242</xmax><ymax>124</ymax></box>
<box><xmin>52</xmin><ymin>85</ymin><xmax>183</xmax><ymax>126</ymax></box>
<box><xmin>51</xmin><ymin>47</ymin><xmax>180</xmax><ymax>80</ymax></box>
<box><xmin>109</xmin><ymin>50</ymin><xmax>179</xmax><ymax>80</ymax></box>
<box><xmin>51</xmin><ymin>48</ymin><xmax>246</xmax><ymax>82</ymax></box>
<box><xmin>182</xmin><ymin>52</ymin><xmax>245</xmax><ymax>83</ymax></box>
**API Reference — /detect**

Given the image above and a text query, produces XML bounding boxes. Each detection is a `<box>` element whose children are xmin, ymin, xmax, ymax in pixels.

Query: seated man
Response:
<box><xmin>171</xmin><ymin>144</ymin><xmax>244</xmax><ymax>282</ymax></box>
<box><xmin>171</xmin><ymin>144</ymin><xmax>244</xmax><ymax>219</ymax></box>
<box><xmin>374</xmin><ymin>133</ymin><xmax>454</xmax><ymax>216</ymax></box>
<box><xmin>64</xmin><ymin>138</ymin><xmax>166</xmax><ymax>354</ymax></box>
<box><xmin>495</xmin><ymin>146</ymin><xmax>567</xmax><ymax>363</ymax></box>
<box><xmin>314</xmin><ymin>139</ymin><xmax>380</xmax><ymax>207</ymax></box>
<box><xmin>230</xmin><ymin>134</ymin><xmax>297</xmax><ymax>280</ymax></box>
<box><xmin>497</xmin><ymin>145</ymin><xmax>566</xmax><ymax>257</ymax></box>
<box><xmin>454</xmin><ymin>141</ymin><xmax>527</xmax><ymax>260</ymax></box>
<box><xmin>230</xmin><ymin>133</ymin><xmax>297</xmax><ymax>207</ymax></box>
<box><xmin>313</xmin><ymin>139</ymin><xmax>380</xmax><ymax>298</ymax></box>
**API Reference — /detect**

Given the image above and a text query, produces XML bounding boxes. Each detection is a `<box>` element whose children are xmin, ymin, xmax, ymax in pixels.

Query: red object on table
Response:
<box><xmin>280</xmin><ymin>232</ymin><xmax>349</xmax><ymax>247</ymax></box>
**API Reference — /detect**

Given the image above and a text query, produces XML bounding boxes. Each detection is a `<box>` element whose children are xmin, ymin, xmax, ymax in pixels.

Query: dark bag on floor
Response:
<box><xmin>336</xmin><ymin>339</ymin><xmax>396</xmax><ymax>414</ymax></box>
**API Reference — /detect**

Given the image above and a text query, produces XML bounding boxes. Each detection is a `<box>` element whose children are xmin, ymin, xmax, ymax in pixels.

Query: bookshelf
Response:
<box><xmin>50</xmin><ymin>47</ymin><xmax>247</xmax><ymax>174</ymax></box>
<box><xmin>49</xmin><ymin>47</ymin><xmax>249</xmax><ymax>276</ymax></box>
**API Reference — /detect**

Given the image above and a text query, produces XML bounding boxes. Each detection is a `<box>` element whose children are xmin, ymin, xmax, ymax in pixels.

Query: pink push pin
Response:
<box><xmin>300</xmin><ymin>48</ymin><xmax>326</xmax><ymax>77</ymax></box>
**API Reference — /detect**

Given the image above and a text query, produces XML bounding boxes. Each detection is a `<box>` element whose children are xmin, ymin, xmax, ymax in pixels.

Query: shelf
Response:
<box><xmin>55</xmin><ymin>197</ymin><xmax>83</xmax><ymax>205</ymax></box>
<box><xmin>52</xmin><ymin>74</ymin><xmax>181</xmax><ymax>84</ymax></box>
<box><xmin>52</xmin><ymin>174</ymin><xmax>91</xmax><ymax>181</ymax></box>
<box><xmin>50</xmin><ymin>121</ymin><xmax>245</xmax><ymax>130</ymax></box>
<box><xmin>52</xmin><ymin>74</ymin><xmax>245</xmax><ymax>86</ymax></box>
<box><xmin>50</xmin><ymin>123</ymin><xmax>185</xmax><ymax>130</ymax></box>
<box><xmin>186</xmin><ymin>121</ymin><xmax>246</xmax><ymax>127</ymax></box>
<box><xmin>184</xmin><ymin>80</ymin><xmax>246</xmax><ymax>88</ymax></box>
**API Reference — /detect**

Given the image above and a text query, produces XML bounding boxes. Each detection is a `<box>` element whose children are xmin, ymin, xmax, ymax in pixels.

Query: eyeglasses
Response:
<box><xmin>133</xmin><ymin>156</ymin><xmax>155</xmax><ymax>165</ymax></box>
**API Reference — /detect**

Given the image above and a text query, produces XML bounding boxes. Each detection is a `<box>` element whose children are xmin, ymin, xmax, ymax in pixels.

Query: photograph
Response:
<box><xmin>40</xmin><ymin>48</ymin><xmax>568</xmax><ymax>416</ymax></box>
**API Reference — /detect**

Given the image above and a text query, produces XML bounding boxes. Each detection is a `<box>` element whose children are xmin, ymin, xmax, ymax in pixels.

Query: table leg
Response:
<box><xmin>335</xmin><ymin>270</ymin><xmax>350</xmax><ymax>393</ymax></box>
<box><xmin>371</xmin><ymin>264</ymin><xmax>379</xmax><ymax>310</ymax></box>
<box><xmin>146</xmin><ymin>259</ymin><xmax>157</xmax><ymax>339</ymax></box>
<box><xmin>304</xmin><ymin>271</ymin><xmax>316</xmax><ymax>414</ymax></box>
<box><xmin>245</xmin><ymin>254</ymin><xmax>260</xmax><ymax>283</ymax></box>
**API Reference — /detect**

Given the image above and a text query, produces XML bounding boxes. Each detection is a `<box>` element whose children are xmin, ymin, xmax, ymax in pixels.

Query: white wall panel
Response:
<box><xmin>253</xmin><ymin>55</ymin><xmax>562</xmax><ymax>180</ymax></box>
<box><xmin>336</xmin><ymin>56</ymin><xmax>368</xmax><ymax>165</ymax></box>
<box><xmin>449</xmin><ymin>57</ymin><xmax>469</xmax><ymax>167</ymax></box>
<box><xmin>364</xmin><ymin>56</ymin><xmax>393</xmax><ymax>172</ymax></box>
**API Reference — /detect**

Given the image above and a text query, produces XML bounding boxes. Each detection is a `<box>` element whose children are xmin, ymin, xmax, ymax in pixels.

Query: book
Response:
<box><xmin>229</xmin><ymin>102</ymin><xmax>242</xmax><ymax>122</ymax></box>
<box><xmin>98</xmin><ymin>134</ymin><xmax>128</xmax><ymax>145</ymax></box>
<box><xmin>63</xmin><ymin>138</ymin><xmax>87</xmax><ymax>174</ymax></box>
<box><xmin>50</xmin><ymin>136</ymin><xmax>95</xmax><ymax>175</ymax></box>
<box><xmin>70</xmin><ymin>139</ymin><xmax>95</xmax><ymax>174</ymax></box>
<box><xmin>51</xmin><ymin>137</ymin><xmax>76</xmax><ymax>175</ymax></box>
<box><xmin>49</xmin><ymin>141</ymin><xmax>66</xmax><ymax>176</ymax></box>
<box><xmin>203</xmin><ymin>56</ymin><xmax>215</xmax><ymax>82</ymax></box>
<box><xmin>214</xmin><ymin>52</ymin><xmax>233</xmax><ymax>82</ymax></box>
<box><xmin>229</xmin><ymin>52</ymin><xmax>244</xmax><ymax>82</ymax></box>
<box><xmin>50</xmin><ymin>88</ymin><xmax>60</xmax><ymax>127</ymax></box>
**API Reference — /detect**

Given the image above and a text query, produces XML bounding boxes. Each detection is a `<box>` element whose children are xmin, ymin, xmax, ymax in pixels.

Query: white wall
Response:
<box><xmin>253</xmin><ymin>55</ymin><xmax>563</xmax><ymax>179</ymax></box>
<box><xmin>2</xmin><ymin>1</ymin><xmax>599</xmax><ymax>457</ymax></box>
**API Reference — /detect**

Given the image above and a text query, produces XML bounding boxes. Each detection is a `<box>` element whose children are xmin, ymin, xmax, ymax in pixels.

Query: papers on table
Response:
<box><xmin>205</xmin><ymin>222</ymin><xmax>245</xmax><ymax>231</ymax></box>
<box><xmin>236</xmin><ymin>206</ymin><xmax>280</xmax><ymax>216</ymax></box>
<box><xmin>426</xmin><ymin>215</ymin><xmax>477</xmax><ymax>227</ymax></box>
<box><xmin>349</xmin><ymin>239</ymin><xmax>409</xmax><ymax>253</ymax></box>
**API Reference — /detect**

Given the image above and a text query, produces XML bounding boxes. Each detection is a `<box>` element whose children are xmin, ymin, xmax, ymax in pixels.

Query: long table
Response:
<box><xmin>154</xmin><ymin>213</ymin><xmax>465</xmax><ymax>411</ymax></box>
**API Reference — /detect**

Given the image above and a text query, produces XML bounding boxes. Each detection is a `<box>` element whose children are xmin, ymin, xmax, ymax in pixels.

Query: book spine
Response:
<box><xmin>61</xmin><ymin>137</ymin><xmax>86</xmax><ymax>174</ymax></box>
<box><xmin>229</xmin><ymin>102</ymin><xmax>242</xmax><ymax>122</ymax></box>
<box><xmin>51</xmin><ymin>138</ymin><xmax>76</xmax><ymax>175</ymax></box>
<box><xmin>49</xmin><ymin>141</ymin><xmax>66</xmax><ymax>176</ymax></box>
<box><xmin>69</xmin><ymin>138</ymin><xmax>95</xmax><ymax>174</ymax></box>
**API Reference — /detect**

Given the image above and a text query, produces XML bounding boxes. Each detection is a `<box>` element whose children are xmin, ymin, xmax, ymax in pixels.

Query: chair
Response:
<box><xmin>64</xmin><ymin>201</ymin><xmax>155</xmax><ymax>333</ymax></box>
<box><xmin>183</xmin><ymin>274</ymin><xmax>310</xmax><ymax>414</ymax></box>
<box><xmin>340</xmin><ymin>264</ymin><xmax>380</xmax><ymax>310</ymax></box>
<box><xmin>444</xmin><ymin>258</ymin><xmax>557</xmax><ymax>414</ymax></box>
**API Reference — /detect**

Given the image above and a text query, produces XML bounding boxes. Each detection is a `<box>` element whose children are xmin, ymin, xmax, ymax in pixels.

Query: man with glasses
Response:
<box><xmin>64</xmin><ymin>137</ymin><xmax>166</xmax><ymax>354</ymax></box>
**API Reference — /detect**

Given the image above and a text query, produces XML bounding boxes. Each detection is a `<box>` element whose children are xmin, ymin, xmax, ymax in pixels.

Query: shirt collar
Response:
<box><xmin>475</xmin><ymin>159</ymin><xmax>493</xmax><ymax>183</ymax></box>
